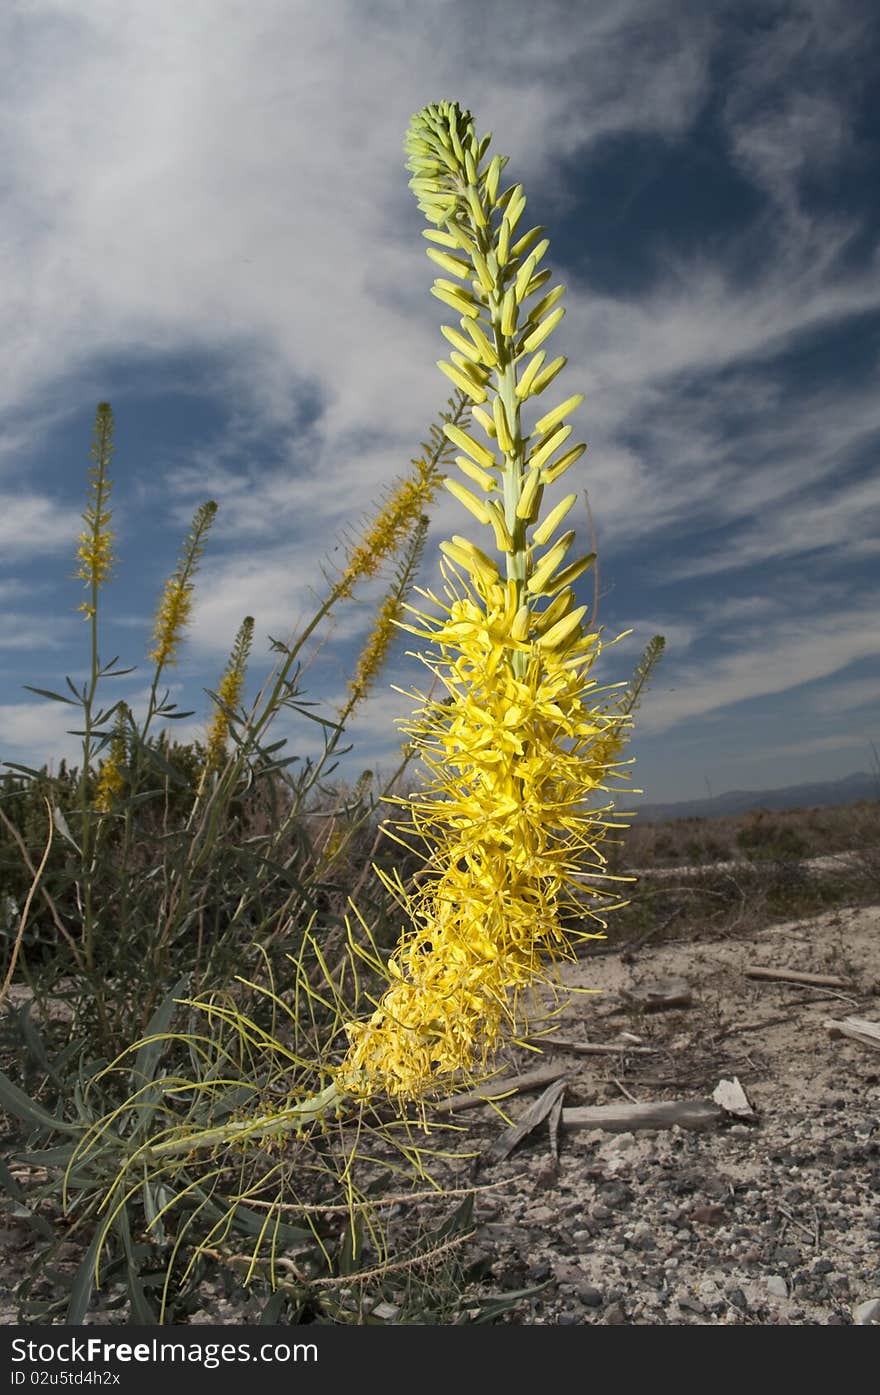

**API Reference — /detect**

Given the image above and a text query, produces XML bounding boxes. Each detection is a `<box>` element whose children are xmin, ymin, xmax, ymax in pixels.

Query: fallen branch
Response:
<box><xmin>431</xmin><ymin>1065</ymin><xmax>568</xmax><ymax>1114</ymax></box>
<box><xmin>484</xmin><ymin>1076</ymin><xmax>570</xmax><ymax>1165</ymax></box>
<box><xmin>618</xmin><ymin>978</ymin><xmax>692</xmax><ymax>1012</ymax></box>
<box><xmin>528</xmin><ymin>1036</ymin><xmax>655</xmax><ymax>1057</ymax></box>
<box><xmin>745</xmin><ymin>967</ymin><xmax>851</xmax><ymax>989</ymax></box>
<box><xmin>823</xmin><ymin>1016</ymin><xmax>880</xmax><ymax>1051</ymax></box>
<box><xmin>562</xmin><ymin>1098</ymin><xmax>723</xmax><ymax>1134</ymax></box>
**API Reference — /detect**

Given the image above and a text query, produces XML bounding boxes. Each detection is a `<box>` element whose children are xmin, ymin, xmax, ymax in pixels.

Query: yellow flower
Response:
<box><xmin>94</xmin><ymin>703</ymin><xmax>129</xmax><ymax>812</ymax></box>
<box><xmin>204</xmin><ymin>616</ymin><xmax>254</xmax><ymax>770</ymax></box>
<box><xmin>338</xmin><ymin>570</ymin><xmax>626</xmax><ymax>1099</ymax></box>
<box><xmin>149</xmin><ymin>501</ymin><xmax>217</xmax><ymax>667</ymax></box>
<box><xmin>75</xmin><ymin>402</ymin><xmax>115</xmax><ymax>618</ymax></box>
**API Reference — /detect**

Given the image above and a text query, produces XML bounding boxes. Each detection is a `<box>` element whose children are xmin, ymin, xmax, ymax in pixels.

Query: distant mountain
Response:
<box><xmin>636</xmin><ymin>771</ymin><xmax>880</xmax><ymax>822</ymax></box>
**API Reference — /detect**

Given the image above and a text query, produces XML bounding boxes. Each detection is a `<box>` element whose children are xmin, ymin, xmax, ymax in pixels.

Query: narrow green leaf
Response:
<box><xmin>0</xmin><ymin>1068</ymin><xmax>80</xmax><ymax>1134</ymax></box>
<box><xmin>21</xmin><ymin>686</ymin><xmax>78</xmax><ymax>706</ymax></box>
<box><xmin>67</xmin><ymin>1228</ymin><xmax>104</xmax><ymax>1323</ymax></box>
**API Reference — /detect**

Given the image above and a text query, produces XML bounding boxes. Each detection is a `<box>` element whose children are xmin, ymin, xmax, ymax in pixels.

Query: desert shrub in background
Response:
<box><xmin>0</xmin><ymin>99</ymin><xmax>662</xmax><ymax>1324</ymax></box>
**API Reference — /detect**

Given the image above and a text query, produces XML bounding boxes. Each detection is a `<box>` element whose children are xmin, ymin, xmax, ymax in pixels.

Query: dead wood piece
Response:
<box><xmin>745</xmin><ymin>967</ymin><xmax>852</xmax><ymax>988</ymax></box>
<box><xmin>562</xmin><ymin>1097</ymin><xmax>723</xmax><ymax>1134</ymax></box>
<box><xmin>712</xmin><ymin>1076</ymin><xmax>755</xmax><ymax>1119</ymax></box>
<box><xmin>823</xmin><ymin>1016</ymin><xmax>880</xmax><ymax>1051</ymax></box>
<box><xmin>548</xmin><ymin>1093</ymin><xmax>564</xmax><ymax>1167</ymax></box>
<box><xmin>618</xmin><ymin>978</ymin><xmax>693</xmax><ymax>1011</ymax></box>
<box><xmin>532</xmin><ymin>1036</ymin><xmax>655</xmax><ymax>1056</ymax></box>
<box><xmin>431</xmin><ymin>1065</ymin><xmax>567</xmax><ymax>1115</ymax></box>
<box><xmin>485</xmin><ymin>1076</ymin><xmax>570</xmax><ymax>1165</ymax></box>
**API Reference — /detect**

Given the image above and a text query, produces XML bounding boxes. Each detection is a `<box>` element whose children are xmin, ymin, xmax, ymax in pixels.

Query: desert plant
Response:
<box><xmin>1</xmin><ymin>99</ymin><xmax>651</xmax><ymax>1323</ymax></box>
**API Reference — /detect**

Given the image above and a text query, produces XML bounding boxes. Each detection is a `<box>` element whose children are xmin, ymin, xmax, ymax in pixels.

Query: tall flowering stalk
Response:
<box><xmin>200</xmin><ymin>615</ymin><xmax>255</xmax><ymax>781</ymax></box>
<box><xmin>74</xmin><ymin>403</ymin><xmax>115</xmax><ymax>972</ymax></box>
<box><xmin>338</xmin><ymin>100</ymin><xmax>630</xmax><ymax>1099</ymax></box>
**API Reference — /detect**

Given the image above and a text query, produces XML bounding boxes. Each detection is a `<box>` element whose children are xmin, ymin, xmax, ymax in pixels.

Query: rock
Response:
<box><xmin>691</xmin><ymin>1204</ymin><xmax>726</xmax><ymax>1226</ymax></box>
<box><xmin>603</xmin><ymin>1302</ymin><xmax>627</xmax><ymax>1325</ymax></box>
<box><xmin>766</xmin><ymin>1275</ymin><xmax>788</xmax><ymax>1299</ymax></box>
<box><xmin>578</xmin><ymin>1284</ymin><xmax>603</xmax><ymax>1308</ymax></box>
<box><xmin>598</xmin><ymin>1181</ymin><xmax>634</xmax><ymax>1209</ymax></box>
<box><xmin>372</xmin><ymin>1301</ymin><xmax>400</xmax><ymax>1320</ymax></box>
<box><xmin>853</xmin><ymin>1299</ymin><xmax>880</xmax><ymax>1325</ymax></box>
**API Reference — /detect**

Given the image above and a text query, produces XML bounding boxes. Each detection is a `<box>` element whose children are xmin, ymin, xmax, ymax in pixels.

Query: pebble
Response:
<box><xmin>852</xmin><ymin>1299</ymin><xmax>880</xmax><ymax>1325</ymax></box>
<box><xmin>766</xmin><ymin>1275</ymin><xmax>788</xmax><ymax>1298</ymax></box>
<box><xmin>578</xmin><ymin>1284</ymin><xmax>603</xmax><ymax>1308</ymax></box>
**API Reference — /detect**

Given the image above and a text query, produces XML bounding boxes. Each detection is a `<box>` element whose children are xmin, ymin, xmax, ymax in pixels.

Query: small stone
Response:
<box><xmin>691</xmin><ymin>1204</ymin><xmax>726</xmax><ymax>1226</ymax></box>
<box><xmin>372</xmin><ymin>1301</ymin><xmax>400</xmax><ymax>1320</ymax></box>
<box><xmin>853</xmin><ymin>1299</ymin><xmax>880</xmax><ymax>1325</ymax></box>
<box><xmin>603</xmin><ymin>1302</ymin><xmax>627</xmax><ymax>1325</ymax></box>
<box><xmin>631</xmin><ymin>1226</ymin><xmax>657</xmax><ymax>1252</ymax></box>
<box><xmin>598</xmin><ymin>1181</ymin><xmax>634</xmax><ymax>1208</ymax></box>
<box><xmin>813</xmin><ymin>1259</ymin><xmax>833</xmax><ymax>1274</ymax></box>
<box><xmin>528</xmin><ymin>1205</ymin><xmax>556</xmax><ymax>1225</ymax></box>
<box><xmin>578</xmin><ymin>1284</ymin><xmax>603</xmax><ymax>1308</ymax></box>
<box><xmin>766</xmin><ymin>1275</ymin><xmax>788</xmax><ymax>1299</ymax></box>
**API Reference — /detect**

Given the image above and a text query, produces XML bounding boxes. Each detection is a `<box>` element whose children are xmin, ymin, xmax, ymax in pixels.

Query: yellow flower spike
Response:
<box><xmin>535</xmin><ymin>393</ymin><xmax>585</xmax><ymax>438</ymax></box>
<box><xmin>150</xmin><ymin>500</ymin><xmax>218</xmax><ymax>668</ymax></box>
<box><xmin>75</xmin><ymin>402</ymin><xmax>115</xmax><ymax>617</ymax></box>
<box><xmin>337</xmin><ymin>101</ymin><xmax>636</xmax><ymax>1101</ymax></box>
<box><xmin>531</xmin><ymin>492</ymin><xmax>579</xmax><ymax>547</ymax></box>
<box><xmin>203</xmin><ymin>615</ymin><xmax>255</xmax><ymax>770</ymax></box>
<box><xmin>443</xmin><ymin>477</ymin><xmax>492</xmax><ymax>525</ymax></box>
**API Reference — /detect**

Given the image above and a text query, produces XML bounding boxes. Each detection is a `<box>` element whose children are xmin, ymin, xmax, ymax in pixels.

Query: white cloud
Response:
<box><xmin>639</xmin><ymin>600</ymin><xmax>880</xmax><ymax>734</ymax></box>
<box><xmin>0</xmin><ymin>492</ymin><xmax>80</xmax><ymax>559</ymax></box>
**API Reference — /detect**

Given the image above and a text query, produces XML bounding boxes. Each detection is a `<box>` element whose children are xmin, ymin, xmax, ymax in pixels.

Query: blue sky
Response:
<box><xmin>1</xmin><ymin>0</ymin><xmax>878</xmax><ymax>804</ymax></box>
